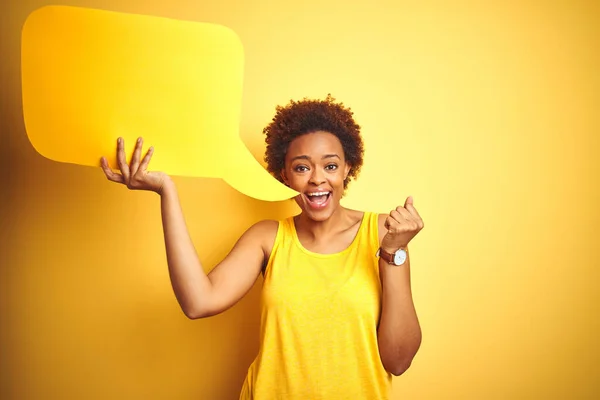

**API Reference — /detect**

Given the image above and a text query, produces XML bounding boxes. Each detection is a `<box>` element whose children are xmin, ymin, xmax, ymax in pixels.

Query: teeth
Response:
<box><xmin>307</xmin><ymin>191</ymin><xmax>329</xmax><ymax>197</ymax></box>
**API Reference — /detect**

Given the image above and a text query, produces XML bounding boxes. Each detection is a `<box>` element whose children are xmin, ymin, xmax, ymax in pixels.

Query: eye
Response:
<box><xmin>294</xmin><ymin>165</ymin><xmax>309</xmax><ymax>172</ymax></box>
<box><xmin>325</xmin><ymin>164</ymin><xmax>338</xmax><ymax>171</ymax></box>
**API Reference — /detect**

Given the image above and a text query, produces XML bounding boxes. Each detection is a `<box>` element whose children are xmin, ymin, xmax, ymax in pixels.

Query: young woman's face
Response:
<box><xmin>281</xmin><ymin>131</ymin><xmax>351</xmax><ymax>221</ymax></box>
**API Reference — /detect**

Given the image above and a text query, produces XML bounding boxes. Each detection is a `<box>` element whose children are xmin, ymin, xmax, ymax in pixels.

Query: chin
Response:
<box><xmin>305</xmin><ymin>210</ymin><xmax>333</xmax><ymax>222</ymax></box>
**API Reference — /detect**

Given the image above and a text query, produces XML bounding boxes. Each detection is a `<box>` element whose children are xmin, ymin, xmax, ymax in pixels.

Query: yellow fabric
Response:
<box><xmin>240</xmin><ymin>212</ymin><xmax>392</xmax><ymax>399</ymax></box>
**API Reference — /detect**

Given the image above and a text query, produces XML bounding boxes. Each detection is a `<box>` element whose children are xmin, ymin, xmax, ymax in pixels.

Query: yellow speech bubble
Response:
<box><xmin>21</xmin><ymin>5</ymin><xmax>297</xmax><ymax>201</ymax></box>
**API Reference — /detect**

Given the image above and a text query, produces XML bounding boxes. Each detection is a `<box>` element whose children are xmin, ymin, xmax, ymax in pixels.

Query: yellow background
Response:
<box><xmin>1</xmin><ymin>0</ymin><xmax>598</xmax><ymax>399</ymax></box>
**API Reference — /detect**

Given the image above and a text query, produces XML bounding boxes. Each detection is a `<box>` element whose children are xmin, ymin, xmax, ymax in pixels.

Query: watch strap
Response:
<box><xmin>377</xmin><ymin>247</ymin><xmax>395</xmax><ymax>264</ymax></box>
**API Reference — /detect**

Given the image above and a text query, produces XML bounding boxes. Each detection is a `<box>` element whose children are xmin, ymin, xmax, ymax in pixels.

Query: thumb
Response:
<box><xmin>404</xmin><ymin>196</ymin><xmax>413</xmax><ymax>208</ymax></box>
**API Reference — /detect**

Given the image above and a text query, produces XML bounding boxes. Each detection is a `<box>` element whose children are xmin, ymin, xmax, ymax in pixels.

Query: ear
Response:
<box><xmin>280</xmin><ymin>169</ymin><xmax>289</xmax><ymax>186</ymax></box>
<box><xmin>344</xmin><ymin>163</ymin><xmax>351</xmax><ymax>180</ymax></box>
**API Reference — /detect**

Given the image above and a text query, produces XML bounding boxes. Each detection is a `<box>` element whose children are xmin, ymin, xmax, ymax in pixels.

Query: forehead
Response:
<box><xmin>286</xmin><ymin>131</ymin><xmax>344</xmax><ymax>160</ymax></box>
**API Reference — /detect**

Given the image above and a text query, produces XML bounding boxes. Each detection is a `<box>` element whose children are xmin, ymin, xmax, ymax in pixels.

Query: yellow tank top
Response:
<box><xmin>239</xmin><ymin>211</ymin><xmax>392</xmax><ymax>399</ymax></box>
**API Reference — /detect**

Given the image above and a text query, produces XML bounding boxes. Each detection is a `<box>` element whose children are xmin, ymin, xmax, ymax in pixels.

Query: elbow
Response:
<box><xmin>184</xmin><ymin>308</ymin><xmax>204</xmax><ymax>320</ymax></box>
<box><xmin>386</xmin><ymin>358</ymin><xmax>414</xmax><ymax>376</ymax></box>
<box><xmin>182</xmin><ymin>303</ymin><xmax>214</xmax><ymax>320</ymax></box>
<box><xmin>179</xmin><ymin>288</ymin><xmax>229</xmax><ymax>319</ymax></box>
<box><xmin>382</xmin><ymin>336</ymin><xmax>422</xmax><ymax>376</ymax></box>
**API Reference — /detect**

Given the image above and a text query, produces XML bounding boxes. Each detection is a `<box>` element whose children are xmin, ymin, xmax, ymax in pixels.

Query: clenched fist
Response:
<box><xmin>381</xmin><ymin>196</ymin><xmax>424</xmax><ymax>253</ymax></box>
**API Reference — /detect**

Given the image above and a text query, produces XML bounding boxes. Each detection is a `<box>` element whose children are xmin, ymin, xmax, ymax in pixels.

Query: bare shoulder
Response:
<box><xmin>246</xmin><ymin>219</ymin><xmax>279</xmax><ymax>238</ymax></box>
<box><xmin>243</xmin><ymin>219</ymin><xmax>280</xmax><ymax>258</ymax></box>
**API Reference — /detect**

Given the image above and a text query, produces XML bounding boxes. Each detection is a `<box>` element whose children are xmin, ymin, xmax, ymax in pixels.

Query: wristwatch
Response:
<box><xmin>376</xmin><ymin>247</ymin><xmax>407</xmax><ymax>266</ymax></box>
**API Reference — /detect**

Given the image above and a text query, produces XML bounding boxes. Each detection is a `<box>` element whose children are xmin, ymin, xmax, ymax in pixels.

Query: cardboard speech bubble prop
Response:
<box><xmin>21</xmin><ymin>5</ymin><xmax>297</xmax><ymax>201</ymax></box>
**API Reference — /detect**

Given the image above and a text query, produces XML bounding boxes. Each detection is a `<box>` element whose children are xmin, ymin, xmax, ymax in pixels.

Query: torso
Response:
<box><xmin>241</xmin><ymin>210</ymin><xmax>393</xmax><ymax>400</ymax></box>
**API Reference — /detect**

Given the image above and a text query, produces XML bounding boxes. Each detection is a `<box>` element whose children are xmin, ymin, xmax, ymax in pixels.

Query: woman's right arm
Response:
<box><xmin>160</xmin><ymin>178</ymin><xmax>273</xmax><ymax>318</ymax></box>
<box><xmin>101</xmin><ymin>137</ymin><xmax>270</xmax><ymax>319</ymax></box>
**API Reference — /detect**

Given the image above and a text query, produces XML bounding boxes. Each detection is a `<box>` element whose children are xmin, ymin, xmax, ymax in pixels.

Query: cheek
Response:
<box><xmin>332</xmin><ymin>171</ymin><xmax>346</xmax><ymax>184</ymax></box>
<box><xmin>287</xmin><ymin>175</ymin><xmax>307</xmax><ymax>190</ymax></box>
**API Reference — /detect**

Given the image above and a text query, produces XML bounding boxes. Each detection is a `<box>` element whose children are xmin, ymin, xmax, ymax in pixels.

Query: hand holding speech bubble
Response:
<box><xmin>21</xmin><ymin>5</ymin><xmax>297</xmax><ymax>201</ymax></box>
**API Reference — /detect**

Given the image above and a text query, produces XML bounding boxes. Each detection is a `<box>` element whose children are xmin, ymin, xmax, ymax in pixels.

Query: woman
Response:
<box><xmin>100</xmin><ymin>95</ymin><xmax>423</xmax><ymax>399</ymax></box>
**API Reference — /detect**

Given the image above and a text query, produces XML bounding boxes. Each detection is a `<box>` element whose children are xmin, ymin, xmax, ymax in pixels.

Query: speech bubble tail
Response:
<box><xmin>221</xmin><ymin>147</ymin><xmax>298</xmax><ymax>201</ymax></box>
<box><xmin>223</xmin><ymin>171</ymin><xmax>298</xmax><ymax>202</ymax></box>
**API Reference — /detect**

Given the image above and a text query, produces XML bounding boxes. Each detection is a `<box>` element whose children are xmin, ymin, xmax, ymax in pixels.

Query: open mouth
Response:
<box><xmin>305</xmin><ymin>191</ymin><xmax>332</xmax><ymax>209</ymax></box>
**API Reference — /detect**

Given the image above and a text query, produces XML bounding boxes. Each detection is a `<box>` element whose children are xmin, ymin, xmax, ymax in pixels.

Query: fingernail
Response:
<box><xmin>117</xmin><ymin>137</ymin><xmax>121</xmax><ymax>143</ymax></box>
<box><xmin>137</xmin><ymin>137</ymin><xmax>141</xmax><ymax>143</ymax></box>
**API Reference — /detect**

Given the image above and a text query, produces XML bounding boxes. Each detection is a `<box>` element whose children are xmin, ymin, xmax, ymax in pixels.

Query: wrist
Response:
<box><xmin>380</xmin><ymin>245</ymin><xmax>408</xmax><ymax>254</ymax></box>
<box><xmin>157</xmin><ymin>175</ymin><xmax>174</xmax><ymax>196</ymax></box>
<box><xmin>377</xmin><ymin>246</ymin><xmax>409</xmax><ymax>266</ymax></box>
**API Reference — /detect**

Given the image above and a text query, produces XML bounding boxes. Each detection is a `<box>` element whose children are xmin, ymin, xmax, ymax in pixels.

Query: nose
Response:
<box><xmin>309</xmin><ymin>168</ymin><xmax>326</xmax><ymax>185</ymax></box>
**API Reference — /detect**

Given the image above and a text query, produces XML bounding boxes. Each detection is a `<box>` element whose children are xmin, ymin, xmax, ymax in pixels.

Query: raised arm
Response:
<box><xmin>160</xmin><ymin>178</ymin><xmax>275</xmax><ymax>318</ymax></box>
<box><xmin>101</xmin><ymin>137</ymin><xmax>274</xmax><ymax>319</ymax></box>
<box><xmin>376</xmin><ymin>197</ymin><xmax>424</xmax><ymax>376</ymax></box>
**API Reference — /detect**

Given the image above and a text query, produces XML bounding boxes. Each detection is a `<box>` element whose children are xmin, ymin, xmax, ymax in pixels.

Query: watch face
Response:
<box><xmin>394</xmin><ymin>249</ymin><xmax>407</xmax><ymax>265</ymax></box>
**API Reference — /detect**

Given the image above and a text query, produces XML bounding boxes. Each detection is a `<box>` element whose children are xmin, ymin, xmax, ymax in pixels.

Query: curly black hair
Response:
<box><xmin>263</xmin><ymin>94</ymin><xmax>364</xmax><ymax>191</ymax></box>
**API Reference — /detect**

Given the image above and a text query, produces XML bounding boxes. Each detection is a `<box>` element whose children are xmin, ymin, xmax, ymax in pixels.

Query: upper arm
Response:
<box><xmin>201</xmin><ymin>219</ymin><xmax>278</xmax><ymax>317</ymax></box>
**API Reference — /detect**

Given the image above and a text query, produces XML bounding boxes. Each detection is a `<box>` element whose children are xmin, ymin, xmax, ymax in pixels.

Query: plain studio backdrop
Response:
<box><xmin>1</xmin><ymin>0</ymin><xmax>598</xmax><ymax>399</ymax></box>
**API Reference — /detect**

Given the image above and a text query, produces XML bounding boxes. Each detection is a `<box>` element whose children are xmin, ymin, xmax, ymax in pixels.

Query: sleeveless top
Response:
<box><xmin>239</xmin><ymin>211</ymin><xmax>392</xmax><ymax>399</ymax></box>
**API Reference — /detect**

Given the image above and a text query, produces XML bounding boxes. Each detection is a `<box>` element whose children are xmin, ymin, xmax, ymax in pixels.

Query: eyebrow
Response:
<box><xmin>290</xmin><ymin>154</ymin><xmax>341</xmax><ymax>162</ymax></box>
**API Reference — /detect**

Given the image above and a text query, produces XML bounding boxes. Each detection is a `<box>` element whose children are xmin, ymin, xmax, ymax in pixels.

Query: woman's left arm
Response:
<box><xmin>376</xmin><ymin>196</ymin><xmax>424</xmax><ymax>376</ymax></box>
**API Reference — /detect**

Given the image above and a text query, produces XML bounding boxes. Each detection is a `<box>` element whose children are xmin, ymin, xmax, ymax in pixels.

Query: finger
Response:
<box><xmin>404</xmin><ymin>203</ymin><xmax>423</xmax><ymax>230</ymax></box>
<box><xmin>405</xmin><ymin>202</ymin><xmax>421</xmax><ymax>218</ymax></box>
<box><xmin>389</xmin><ymin>209</ymin><xmax>402</xmax><ymax>224</ymax></box>
<box><xmin>391</xmin><ymin>208</ymin><xmax>419</xmax><ymax>231</ymax></box>
<box><xmin>384</xmin><ymin>215</ymin><xmax>397</xmax><ymax>231</ymax></box>
<box><xmin>392</xmin><ymin>207</ymin><xmax>412</xmax><ymax>221</ymax></box>
<box><xmin>100</xmin><ymin>157</ymin><xmax>124</xmax><ymax>184</ymax></box>
<box><xmin>129</xmin><ymin>137</ymin><xmax>143</xmax><ymax>176</ymax></box>
<box><xmin>404</xmin><ymin>196</ymin><xmax>414</xmax><ymax>208</ymax></box>
<box><xmin>404</xmin><ymin>196</ymin><xmax>422</xmax><ymax>219</ymax></box>
<box><xmin>405</xmin><ymin>205</ymin><xmax>424</xmax><ymax>229</ymax></box>
<box><xmin>137</xmin><ymin>146</ymin><xmax>154</xmax><ymax>173</ymax></box>
<box><xmin>116</xmin><ymin>137</ymin><xmax>131</xmax><ymax>184</ymax></box>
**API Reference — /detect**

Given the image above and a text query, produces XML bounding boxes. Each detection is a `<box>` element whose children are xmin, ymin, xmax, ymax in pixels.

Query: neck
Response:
<box><xmin>295</xmin><ymin>206</ymin><xmax>351</xmax><ymax>240</ymax></box>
